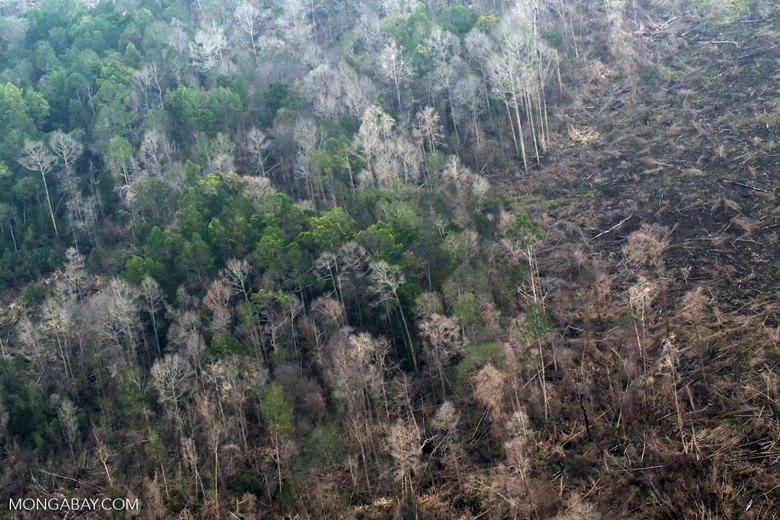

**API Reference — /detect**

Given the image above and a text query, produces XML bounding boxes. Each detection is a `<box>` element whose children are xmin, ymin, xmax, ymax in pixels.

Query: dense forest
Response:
<box><xmin>1</xmin><ymin>0</ymin><xmax>779</xmax><ymax>517</ymax></box>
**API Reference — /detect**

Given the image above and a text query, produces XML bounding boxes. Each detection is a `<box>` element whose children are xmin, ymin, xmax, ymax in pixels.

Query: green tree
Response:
<box><xmin>453</xmin><ymin>292</ymin><xmax>482</xmax><ymax>336</ymax></box>
<box><xmin>440</xmin><ymin>6</ymin><xmax>478</xmax><ymax>35</ymax></box>
<box><xmin>166</xmin><ymin>86</ymin><xmax>242</xmax><ymax>139</ymax></box>
<box><xmin>0</xmin><ymin>83</ymin><xmax>40</xmax><ymax>163</ymax></box>
<box><xmin>178</xmin><ymin>232</ymin><xmax>214</xmax><ymax>286</ymax></box>
<box><xmin>261</xmin><ymin>382</ymin><xmax>295</xmax><ymax>493</ymax></box>
<box><xmin>121</xmin><ymin>255</ymin><xmax>165</xmax><ymax>285</ymax></box>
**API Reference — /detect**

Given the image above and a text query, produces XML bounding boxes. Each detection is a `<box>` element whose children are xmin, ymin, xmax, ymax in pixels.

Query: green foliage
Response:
<box><xmin>0</xmin><ymin>357</ymin><xmax>54</xmax><ymax>446</ymax></box>
<box><xmin>20</xmin><ymin>280</ymin><xmax>48</xmax><ymax>306</ymax></box>
<box><xmin>356</xmin><ymin>221</ymin><xmax>404</xmax><ymax>260</ymax></box>
<box><xmin>121</xmin><ymin>255</ymin><xmax>164</xmax><ymax>285</ymax></box>
<box><xmin>297</xmin><ymin>207</ymin><xmax>356</xmax><ymax>252</ymax></box>
<box><xmin>382</xmin><ymin>11</ymin><xmax>434</xmax><ymax>52</ymax></box>
<box><xmin>290</xmin><ymin>423</ymin><xmax>348</xmax><ymax>485</ymax></box>
<box><xmin>453</xmin><ymin>342</ymin><xmax>504</xmax><ymax>392</ymax></box>
<box><xmin>0</xmin><ymin>82</ymin><xmax>42</xmax><ymax>162</ymax></box>
<box><xmin>453</xmin><ymin>292</ymin><xmax>483</xmax><ymax>329</ymax></box>
<box><xmin>504</xmin><ymin>213</ymin><xmax>541</xmax><ymax>249</ymax></box>
<box><xmin>257</xmin><ymin>82</ymin><xmax>306</xmax><ymax>125</ymax></box>
<box><xmin>541</xmin><ymin>31</ymin><xmax>563</xmax><ymax>50</ymax></box>
<box><xmin>209</xmin><ymin>333</ymin><xmax>251</xmax><ymax>359</ymax></box>
<box><xmin>123</xmin><ymin>42</ymin><xmax>142</xmax><ymax>67</ymax></box>
<box><xmin>166</xmin><ymin>85</ymin><xmax>242</xmax><ymax>139</ymax></box>
<box><xmin>177</xmin><ymin>232</ymin><xmax>214</xmax><ymax>282</ymax></box>
<box><xmin>522</xmin><ymin>302</ymin><xmax>553</xmax><ymax>340</ymax></box>
<box><xmin>474</xmin><ymin>15</ymin><xmax>501</xmax><ymax>32</ymax></box>
<box><xmin>261</xmin><ymin>382</ymin><xmax>295</xmax><ymax>435</ymax></box>
<box><xmin>440</xmin><ymin>6</ymin><xmax>478</xmax><ymax>35</ymax></box>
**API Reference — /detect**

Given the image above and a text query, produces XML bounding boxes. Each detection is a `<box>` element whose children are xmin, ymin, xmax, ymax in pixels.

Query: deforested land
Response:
<box><xmin>0</xmin><ymin>0</ymin><xmax>779</xmax><ymax>518</ymax></box>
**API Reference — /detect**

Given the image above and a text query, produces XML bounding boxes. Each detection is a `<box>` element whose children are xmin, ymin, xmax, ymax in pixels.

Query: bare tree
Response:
<box><xmin>413</xmin><ymin>106</ymin><xmax>443</xmax><ymax>153</ymax></box>
<box><xmin>452</xmin><ymin>75</ymin><xmax>487</xmax><ymax>153</ymax></box>
<box><xmin>431</xmin><ymin>401</ymin><xmax>465</xmax><ymax>484</ymax></box>
<box><xmin>139</xmin><ymin>276</ymin><xmax>165</xmax><ymax>356</ymax></box>
<box><xmin>151</xmin><ymin>353</ymin><xmax>194</xmax><ymax>430</ymax></box>
<box><xmin>387</xmin><ymin>420</ymin><xmax>424</xmax><ymax>514</ymax></box>
<box><xmin>89</xmin><ymin>278</ymin><xmax>141</xmax><ymax>361</ymax></box>
<box><xmin>132</xmin><ymin>64</ymin><xmax>165</xmax><ymax>111</ymax></box>
<box><xmin>19</xmin><ymin>140</ymin><xmax>58</xmax><ymax>235</ymax></box>
<box><xmin>241</xmin><ymin>176</ymin><xmax>276</xmax><ymax>210</ymax></box>
<box><xmin>194</xmin><ymin>22</ymin><xmax>228</xmax><ymax>72</ymax></box>
<box><xmin>93</xmin><ymin>429</ymin><xmax>115</xmax><ymax>487</ymax></box>
<box><xmin>221</xmin><ymin>258</ymin><xmax>252</xmax><ymax>302</ymax></box>
<box><xmin>379</xmin><ymin>41</ymin><xmax>412</xmax><ymax>110</ymax></box>
<box><xmin>628</xmin><ymin>276</ymin><xmax>658</xmax><ymax>374</ymax></box>
<box><xmin>473</xmin><ymin>363</ymin><xmax>507</xmax><ymax>424</ymax></box>
<box><xmin>418</xmin><ymin>313</ymin><xmax>462</xmax><ymax>397</ymax></box>
<box><xmin>139</xmin><ymin>129</ymin><xmax>176</xmax><ymax>179</ymax></box>
<box><xmin>245</xmin><ymin>127</ymin><xmax>270</xmax><ymax>176</ymax></box>
<box><xmin>302</xmin><ymin>62</ymin><xmax>378</xmax><ymax>120</ymax></box>
<box><xmin>203</xmin><ymin>280</ymin><xmax>233</xmax><ymax>333</ymax></box>
<box><xmin>234</xmin><ymin>2</ymin><xmax>262</xmax><ymax>56</ymax></box>
<box><xmin>56</xmin><ymin>396</ymin><xmax>79</xmax><ymax>460</ymax></box>
<box><xmin>50</xmin><ymin>130</ymin><xmax>83</xmax><ymax>175</ymax></box>
<box><xmin>369</xmin><ymin>260</ymin><xmax>417</xmax><ymax>370</ymax></box>
<box><xmin>661</xmin><ymin>335</ymin><xmax>687</xmax><ymax>453</ymax></box>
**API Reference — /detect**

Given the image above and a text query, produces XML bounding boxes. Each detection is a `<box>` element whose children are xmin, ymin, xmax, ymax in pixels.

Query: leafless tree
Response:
<box><xmin>50</xmin><ymin>130</ymin><xmax>83</xmax><ymax>175</ymax></box>
<box><xmin>194</xmin><ymin>22</ymin><xmax>228</xmax><ymax>72</ymax></box>
<box><xmin>241</xmin><ymin>175</ymin><xmax>276</xmax><ymax>210</ymax></box>
<box><xmin>370</xmin><ymin>260</ymin><xmax>416</xmax><ymax>370</ymax></box>
<box><xmin>140</xmin><ymin>276</ymin><xmax>165</xmax><ymax>356</ymax></box>
<box><xmin>151</xmin><ymin>353</ymin><xmax>194</xmax><ymax>429</ymax></box>
<box><xmin>473</xmin><ymin>363</ymin><xmax>507</xmax><ymax>424</ymax></box>
<box><xmin>419</xmin><ymin>313</ymin><xmax>462</xmax><ymax>397</ymax></box>
<box><xmin>19</xmin><ymin>140</ymin><xmax>59</xmax><ymax>235</ymax></box>
<box><xmin>661</xmin><ymin>335</ymin><xmax>688</xmax><ymax>453</ymax></box>
<box><xmin>387</xmin><ymin>420</ymin><xmax>424</xmax><ymax>514</ymax></box>
<box><xmin>56</xmin><ymin>396</ymin><xmax>79</xmax><ymax>459</ymax></box>
<box><xmin>452</xmin><ymin>75</ymin><xmax>487</xmax><ymax>152</ymax></box>
<box><xmin>413</xmin><ymin>106</ymin><xmax>443</xmax><ymax>153</ymax></box>
<box><xmin>245</xmin><ymin>127</ymin><xmax>270</xmax><ymax>176</ymax></box>
<box><xmin>132</xmin><ymin>63</ymin><xmax>165</xmax><ymax>111</ymax></box>
<box><xmin>89</xmin><ymin>278</ymin><xmax>141</xmax><ymax>361</ymax></box>
<box><xmin>139</xmin><ymin>129</ymin><xmax>175</xmax><ymax>179</ymax></box>
<box><xmin>203</xmin><ymin>280</ymin><xmax>233</xmax><ymax>333</ymax></box>
<box><xmin>234</xmin><ymin>2</ymin><xmax>262</xmax><ymax>56</ymax></box>
<box><xmin>379</xmin><ymin>41</ymin><xmax>412</xmax><ymax>110</ymax></box>
<box><xmin>221</xmin><ymin>258</ymin><xmax>252</xmax><ymax>302</ymax></box>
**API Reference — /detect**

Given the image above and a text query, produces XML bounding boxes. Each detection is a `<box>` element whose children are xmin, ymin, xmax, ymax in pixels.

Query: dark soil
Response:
<box><xmin>532</xmin><ymin>11</ymin><xmax>780</xmax><ymax>311</ymax></box>
<box><xmin>501</xmin><ymin>8</ymin><xmax>780</xmax><ymax>518</ymax></box>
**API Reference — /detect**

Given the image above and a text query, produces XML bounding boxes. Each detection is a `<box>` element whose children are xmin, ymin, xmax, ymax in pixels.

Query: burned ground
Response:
<box><xmin>496</xmin><ymin>8</ymin><xmax>780</xmax><ymax>518</ymax></box>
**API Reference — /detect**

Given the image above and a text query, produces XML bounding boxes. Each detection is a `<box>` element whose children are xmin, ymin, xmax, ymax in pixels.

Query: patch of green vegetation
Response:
<box><xmin>726</xmin><ymin>65</ymin><xmax>742</xmax><ymax>76</ymax></box>
<box><xmin>509</xmin><ymin>193</ymin><xmax>542</xmax><ymax>208</ymax></box>
<box><xmin>693</xmin><ymin>0</ymin><xmax>750</xmax><ymax>22</ymax></box>
<box><xmin>643</xmin><ymin>64</ymin><xmax>683</xmax><ymax>83</ymax></box>
<box><xmin>687</xmin><ymin>93</ymin><xmax>706</xmax><ymax>106</ymax></box>
<box><xmin>721</xmin><ymin>413</ymin><xmax>749</xmax><ymax>433</ymax></box>
<box><xmin>645</xmin><ymin>104</ymin><xmax>672</xmax><ymax>120</ymax></box>
<box><xmin>453</xmin><ymin>342</ymin><xmax>505</xmax><ymax>393</ymax></box>
<box><xmin>541</xmin><ymin>30</ymin><xmax>563</xmax><ymax>50</ymax></box>
<box><xmin>208</xmin><ymin>333</ymin><xmax>252</xmax><ymax>359</ymax></box>
<box><xmin>546</xmin><ymin>192</ymin><xmax>593</xmax><ymax>211</ymax></box>
<box><xmin>724</xmin><ymin>0</ymin><xmax>751</xmax><ymax>20</ymax></box>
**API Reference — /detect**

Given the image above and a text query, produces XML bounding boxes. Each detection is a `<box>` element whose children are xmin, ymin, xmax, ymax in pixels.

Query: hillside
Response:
<box><xmin>508</xmin><ymin>10</ymin><xmax>780</xmax><ymax>518</ymax></box>
<box><xmin>0</xmin><ymin>0</ymin><xmax>779</xmax><ymax>518</ymax></box>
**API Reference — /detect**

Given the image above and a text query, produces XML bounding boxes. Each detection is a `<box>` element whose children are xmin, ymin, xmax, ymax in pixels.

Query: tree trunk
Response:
<box><xmin>41</xmin><ymin>172</ymin><xmax>58</xmax><ymax>236</ymax></box>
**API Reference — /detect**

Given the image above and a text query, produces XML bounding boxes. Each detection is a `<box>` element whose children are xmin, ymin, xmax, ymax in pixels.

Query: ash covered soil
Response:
<box><xmin>534</xmin><ymin>12</ymin><xmax>780</xmax><ymax>314</ymax></box>
<box><xmin>496</xmin><ymin>10</ymin><xmax>780</xmax><ymax>518</ymax></box>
